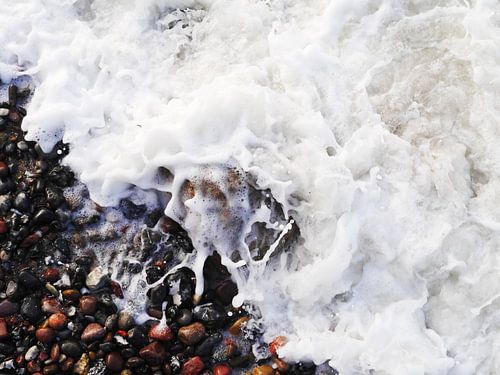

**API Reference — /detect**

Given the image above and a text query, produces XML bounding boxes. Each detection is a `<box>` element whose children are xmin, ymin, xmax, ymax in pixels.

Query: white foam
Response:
<box><xmin>2</xmin><ymin>0</ymin><xmax>500</xmax><ymax>373</ymax></box>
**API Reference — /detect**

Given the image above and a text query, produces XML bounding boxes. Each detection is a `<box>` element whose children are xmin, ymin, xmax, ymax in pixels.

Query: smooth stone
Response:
<box><xmin>20</xmin><ymin>296</ymin><xmax>41</xmax><ymax>322</ymax></box>
<box><xmin>81</xmin><ymin>323</ymin><xmax>105</xmax><ymax>342</ymax></box>
<box><xmin>60</xmin><ymin>340</ymin><xmax>83</xmax><ymax>358</ymax></box>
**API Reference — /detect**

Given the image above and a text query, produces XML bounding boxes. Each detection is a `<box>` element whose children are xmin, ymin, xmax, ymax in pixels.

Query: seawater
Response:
<box><xmin>1</xmin><ymin>0</ymin><xmax>500</xmax><ymax>374</ymax></box>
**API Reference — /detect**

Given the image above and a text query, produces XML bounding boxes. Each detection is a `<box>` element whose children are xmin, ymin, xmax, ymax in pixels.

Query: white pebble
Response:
<box><xmin>0</xmin><ymin>109</ymin><xmax>8</xmax><ymax>117</ymax></box>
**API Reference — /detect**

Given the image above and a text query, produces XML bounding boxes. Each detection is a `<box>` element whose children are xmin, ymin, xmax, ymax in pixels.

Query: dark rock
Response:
<box><xmin>192</xmin><ymin>303</ymin><xmax>225</xmax><ymax>326</ymax></box>
<box><xmin>126</xmin><ymin>356</ymin><xmax>146</xmax><ymax>369</ymax></box>
<box><xmin>176</xmin><ymin>309</ymin><xmax>192</xmax><ymax>326</ymax></box>
<box><xmin>13</xmin><ymin>192</ymin><xmax>29</xmax><ymax>212</ymax></box>
<box><xmin>165</xmin><ymin>270</ymin><xmax>194</xmax><ymax>307</ymax></box>
<box><xmin>195</xmin><ymin>333</ymin><xmax>222</xmax><ymax>356</ymax></box>
<box><xmin>120</xmin><ymin>199</ymin><xmax>146</xmax><ymax>220</ymax></box>
<box><xmin>215</xmin><ymin>280</ymin><xmax>238</xmax><ymax>305</ymax></box>
<box><xmin>0</xmin><ymin>180</ymin><xmax>13</xmax><ymax>195</ymax></box>
<box><xmin>32</xmin><ymin>208</ymin><xmax>55</xmax><ymax>226</ymax></box>
<box><xmin>18</xmin><ymin>270</ymin><xmax>41</xmax><ymax>289</ymax></box>
<box><xmin>20</xmin><ymin>295</ymin><xmax>41</xmax><ymax>322</ymax></box>
<box><xmin>127</xmin><ymin>327</ymin><xmax>148</xmax><ymax>348</ymax></box>
<box><xmin>45</xmin><ymin>187</ymin><xmax>64</xmax><ymax>209</ymax></box>
<box><xmin>148</xmin><ymin>284</ymin><xmax>167</xmax><ymax>305</ymax></box>
<box><xmin>120</xmin><ymin>347</ymin><xmax>138</xmax><ymax>358</ymax></box>
<box><xmin>61</xmin><ymin>340</ymin><xmax>83</xmax><ymax>358</ymax></box>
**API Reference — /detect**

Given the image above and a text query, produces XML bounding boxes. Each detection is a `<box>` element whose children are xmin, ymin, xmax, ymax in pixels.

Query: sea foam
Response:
<box><xmin>1</xmin><ymin>0</ymin><xmax>500</xmax><ymax>373</ymax></box>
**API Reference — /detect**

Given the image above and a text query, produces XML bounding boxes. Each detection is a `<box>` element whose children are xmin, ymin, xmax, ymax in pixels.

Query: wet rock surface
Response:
<box><xmin>0</xmin><ymin>84</ymin><xmax>336</xmax><ymax>375</ymax></box>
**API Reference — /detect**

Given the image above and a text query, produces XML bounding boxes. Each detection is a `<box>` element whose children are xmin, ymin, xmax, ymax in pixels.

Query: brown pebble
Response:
<box><xmin>139</xmin><ymin>341</ymin><xmax>166</xmax><ymax>366</ymax></box>
<box><xmin>48</xmin><ymin>313</ymin><xmax>67</xmax><ymax>330</ymax></box>
<box><xmin>36</xmin><ymin>328</ymin><xmax>56</xmax><ymax>343</ymax></box>
<box><xmin>180</xmin><ymin>356</ymin><xmax>204</xmax><ymax>375</ymax></box>
<box><xmin>163</xmin><ymin>363</ymin><xmax>172</xmax><ymax>375</ymax></box>
<box><xmin>0</xmin><ymin>161</ymin><xmax>8</xmax><ymax>177</ymax></box>
<box><xmin>27</xmin><ymin>360</ymin><xmax>41</xmax><ymax>373</ymax></box>
<box><xmin>20</xmin><ymin>233</ymin><xmax>40</xmax><ymax>249</ymax></box>
<box><xmin>50</xmin><ymin>344</ymin><xmax>60</xmax><ymax>361</ymax></box>
<box><xmin>81</xmin><ymin>323</ymin><xmax>105</xmax><ymax>342</ymax></box>
<box><xmin>252</xmin><ymin>365</ymin><xmax>274</xmax><ymax>375</ymax></box>
<box><xmin>106</xmin><ymin>352</ymin><xmax>124</xmax><ymax>372</ymax></box>
<box><xmin>61</xmin><ymin>358</ymin><xmax>75</xmax><ymax>372</ymax></box>
<box><xmin>228</xmin><ymin>317</ymin><xmax>249</xmax><ymax>336</ymax></box>
<box><xmin>273</xmin><ymin>358</ymin><xmax>289</xmax><ymax>373</ymax></box>
<box><xmin>0</xmin><ymin>219</ymin><xmax>7</xmax><ymax>234</ymax></box>
<box><xmin>79</xmin><ymin>295</ymin><xmax>98</xmax><ymax>315</ymax></box>
<box><xmin>0</xmin><ymin>319</ymin><xmax>9</xmax><ymax>340</ymax></box>
<box><xmin>213</xmin><ymin>364</ymin><xmax>232</xmax><ymax>375</ymax></box>
<box><xmin>62</xmin><ymin>289</ymin><xmax>80</xmax><ymax>303</ymax></box>
<box><xmin>121</xmin><ymin>370</ymin><xmax>133</xmax><ymax>375</ymax></box>
<box><xmin>41</xmin><ymin>297</ymin><xmax>62</xmax><ymax>314</ymax></box>
<box><xmin>148</xmin><ymin>323</ymin><xmax>173</xmax><ymax>342</ymax></box>
<box><xmin>178</xmin><ymin>322</ymin><xmax>205</xmax><ymax>345</ymax></box>
<box><xmin>43</xmin><ymin>364</ymin><xmax>59</xmax><ymax>375</ymax></box>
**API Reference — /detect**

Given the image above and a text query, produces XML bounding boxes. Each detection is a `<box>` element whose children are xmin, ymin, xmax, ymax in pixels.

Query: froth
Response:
<box><xmin>2</xmin><ymin>0</ymin><xmax>500</xmax><ymax>374</ymax></box>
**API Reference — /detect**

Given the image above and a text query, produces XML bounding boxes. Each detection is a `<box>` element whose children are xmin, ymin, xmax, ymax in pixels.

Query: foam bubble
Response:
<box><xmin>2</xmin><ymin>0</ymin><xmax>500</xmax><ymax>373</ymax></box>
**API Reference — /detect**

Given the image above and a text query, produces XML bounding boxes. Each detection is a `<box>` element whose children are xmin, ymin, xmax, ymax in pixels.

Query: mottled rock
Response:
<box><xmin>81</xmin><ymin>323</ymin><xmax>105</xmax><ymax>342</ymax></box>
<box><xmin>139</xmin><ymin>342</ymin><xmax>166</xmax><ymax>366</ymax></box>
<box><xmin>180</xmin><ymin>356</ymin><xmax>204</xmax><ymax>375</ymax></box>
<box><xmin>178</xmin><ymin>322</ymin><xmax>205</xmax><ymax>346</ymax></box>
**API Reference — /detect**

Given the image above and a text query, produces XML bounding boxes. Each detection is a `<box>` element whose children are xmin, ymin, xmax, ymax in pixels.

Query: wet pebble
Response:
<box><xmin>178</xmin><ymin>322</ymin><xmax>205</xmax><ymax>346</ymax></box>
<box><xmin>139</xmin><ymin>342</ymin><xmax>166</xmax><ymax>366</ymax></box>
<box><xmin>86</xmin><ymin>267</ymin><xmax>108</xmax><ymax>290</ymax></box>
<box><xmin>18</xmin><ymin>270</ymin><xmax>41</xmax><ymax>289</ymax></box>
<box><xmin>176</xmin><ymin>308</ymin><xmax>192</xmax><ymax>326</ymax></box>
<box><xmin>180</xmin><ymin>356</ymin><xmax>204</xmax><ymax>375</ymax></box>
<box><xmin>79</xmin><ymin>295</ymin><xmax>98</xmax><ymax>315</ymax></box>
<box><xmin>13</xmin><ymin>192</ymin><xmax>29</xmax><ymax>212</ymax></box>
<box><xmin>106</xmin><ymin>352</ymin><xmax>124</xmax><ymax>372</ymax></box>
<box><xmin>32</xmin><ymin>208</ymin><xmax>55</xmax><ymax>227</ymax></box>
<box><xmin>195</xmin><ymin>333</ymin><xmax>222</xmax><ymax>356</ymax></box>
<box><xmin>0</xmin><ymin>319</ymin><xmax>8</xmax><ymax>340</ymax></box>
<box><xmin>148</xmin><ymin>323</ymin><xmax>173</xmax><ymax>342</ymax></box>
<box><xmin>21</xmin><ymin>295</ymin><xmax>41</xmax><ymax>322</ymax></box>
<box><xmin>81</xmin><ymin>323</ymin><xmax>105</xmax><ymax>342</ymax></box>
<box><xmin>127</xmin><ymin>327</ymin><xmax>148</xmax><ymax>348</ymax></box>
<box><xmin>117</xmin><ymin>311</ymin><xmax>134</xmax><ymax>330</ymax></box>
<box><xmin>36</xmin><ymin>328</ymin><xmax>56</xmax><ymax>343</ymax></box>
<box><xmin>213</xmin><ymin>364</ymin><xmax>232</xmax><ymax>375</ymax></box>
<box><xmin>61</xmin><ymin>340</ymin><xmax>83</xmax><ymax>358</ymax></box>
<box><xmin>48</xmin><ymin>312</ymin><xmax>68</xmax><ymax>330</ymax></box>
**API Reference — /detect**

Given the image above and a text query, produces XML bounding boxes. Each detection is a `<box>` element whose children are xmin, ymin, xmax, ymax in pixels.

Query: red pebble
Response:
<box><xmin>0</xmin><ymin>319</ymin><xmax>8</xmax><ymax>340</ymax></box>
<box><xmin>180</xmin><ymin>356</ymin><xmax>205</xmax><ymax>375</ymax></box>
<box><xmin>213</xmin><ymin>364</ymin><xmax>232</xmax><ymax>375</ymax></box>
<box><xmin>116</xmin><ymin>330</ymin><xmax>128</xmax><ymax>338</ymax></box>
<box><xmin>38</xmin><ymin>351</ymin><xmax>49</xmax><ymax>362</ymax></box>
<box><xmin>149</xmin><ymin>323</ymin><xmax>173</xmax><ymax>342</ymax></box>
<box><xmin>269</xmin><ymin>336</ymin><xmax>287</xmax><ymax>356</ymax></box>
<box><xmin>43</xmin><ymin>268</ymin><xmax>60</xmax><ymax>283</ymax></box>
<box><xmin>20</xmin><ymin>233</ymin><xmax>40</xmax><ymax>249</ymax></box>
<box><xmin>36</xmin><ymin>328</ymin><xmax>55</xmax><ymax>343</ymax></box>
<box><xmin>0</xmin><ymin>219</ymin><xmax>7</xmax><ymax>234</ymax></box>
<box><xmin>0</xmin><ymin>161</ymin><xmax>8</xmax><ymax>177</ymax></box>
